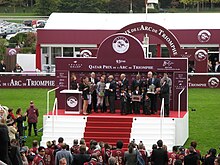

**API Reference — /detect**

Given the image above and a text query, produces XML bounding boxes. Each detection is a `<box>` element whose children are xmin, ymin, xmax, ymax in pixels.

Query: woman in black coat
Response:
<box><xmin>16</xmin><ymin>108</ymin><xmax>27</xmax><ymax>137</ymax></box>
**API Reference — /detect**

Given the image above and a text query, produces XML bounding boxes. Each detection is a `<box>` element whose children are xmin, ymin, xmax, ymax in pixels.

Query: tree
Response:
<box><xmin>108</xmin><ymin>0</ymin><xmax>129</xmax><ymax>13</ymax></box>
<box><xmin>0</xmin><ymin>39</ymin><xmax>8</xmax><ymax>61</ymax></box>
<box><xmin>57</xmin><ymin>0</ymin><xmax>110</xmax><ymax>13</ymax></box>
<box><xmin>180</xmin><ymin>0</ymin><xmax>220</xmax><ymax>11</ymax></box>
<box><xmin>35</xmin><ymin>0</ymin><xmax>60</xmax><ymax>15</ymax></box>
<box><xmin>159</xmin><ymin>0</ymin><xmax>172</xmax><ymax>8</ymax></box>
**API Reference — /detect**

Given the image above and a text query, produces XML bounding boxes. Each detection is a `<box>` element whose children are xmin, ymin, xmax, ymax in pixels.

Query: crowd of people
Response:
<box><xmin>0</xmin><ymin>130</ymin><xmax>220</xmax><ymax>165</ymax></box>
<box><xmin>74</xmin><ymin>71</ymin><xmax>172</xmax><ymax>117</ymax></box>
<box><xmin>0</xmin><ymin>101</ymin><xmax>40</xmax><ymax>165</ymax></box>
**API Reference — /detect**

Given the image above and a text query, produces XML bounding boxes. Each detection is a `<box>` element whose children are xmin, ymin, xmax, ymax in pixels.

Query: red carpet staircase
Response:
<box><xmin>84</xmin><ymin>116</ymin><xmax>133</xmax><ymax>148</ymax></box>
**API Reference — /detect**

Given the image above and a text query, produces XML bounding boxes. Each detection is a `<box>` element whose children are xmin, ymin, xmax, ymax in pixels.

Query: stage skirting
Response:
<box><xmin>41</xmin><ymin>110</ymin><xmax>188</xmax><ymax>151</ymax></box>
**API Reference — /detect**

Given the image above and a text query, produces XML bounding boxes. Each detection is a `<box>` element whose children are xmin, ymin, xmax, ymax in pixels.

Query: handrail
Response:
<box><xmin>178</xmin><ymin>88</ymin><xmax>185</xmax><ymax>118</ymax></box>
<box><xmin>47</xmin><ymin>87</ymin><xmax>59</xmax><ymax>115</ymax></box>
<box><xmin>52</xmin><ymin>97</ymin><xmax>58</xmax><ymax>137</ymax></box>
<box><xmin>160</xmin><ymin>98</ymin><xmax>165</xmax><ymax>118</ymax></box>
<box><xmin>160</xmin><ymin>98</ymin><xmax>164</xmax><ymax>139</ymax></box>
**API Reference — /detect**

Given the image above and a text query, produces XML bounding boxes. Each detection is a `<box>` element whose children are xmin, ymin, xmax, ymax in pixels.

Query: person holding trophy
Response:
<box><xmin>106</xmin><ymin>75</ymin><xmax>116</xmax><ymax>113</ymax></box>
<box><xmin>146</xmin><ymin>71</ymin><xmax>161</xmax><ymax>114</ymax></box>
<box><xmin>132</xmin><ymin>86</ymin><xmax>142</xmax><ymax>114</ymax></box>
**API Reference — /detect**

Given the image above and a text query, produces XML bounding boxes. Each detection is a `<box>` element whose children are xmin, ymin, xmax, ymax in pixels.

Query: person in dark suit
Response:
<box><xmin>184</xmin><ymin>146</ymin><xmax>200</xmax><ymax>165</ymax></box>
<box><xmin>203</xmin><ymin>148</ymin><xmax>217</xmax><ymax>165</ymax></box>
<box><xmin>106</xmin><ymin>75</ymin><xmax>116</xmax><ymax>113</ymax></box>
<box><xmin>126</xmin><ymin>89</ymin><xmax>133</xmax><ymax>114</ymax></box>
<box><xmin>131</xmin><ymin>74</ymin><xmax>143</xmax><ymax>92</ymax></box>
<box><xmin>0</xmin><ymin>123</ymin><xmax>11</xmax><ymax>164</ymax></box>
<box><xmin>132</xmin><ymin>86</ymin><xmax>141</xmax><ymax>114</ymax></box>
<box><xmin>72</xmin><ymin>145</ymin><xmax>91</xmax><ymax>165</ymax></box>
<box><xmin>151</xmin><ymin>140</ymin><xmax>168</xmax><ymax>165</ymax></box>
<box><xmin>89</xmin><ymin>72</ymin><xmax>98</xmax><ymax>113</ymax></box>
<box><xmin>146</xmin><ymin>71</ymin><xmax>161</xmax><ymax>114</ymax></box>
<box><xmin>118</xmin><ymin>73</ymin><xmax>129</xmax><ymax>92</ymax></box>
<box><xmin>160</xmin><ymin>80</ymin><xmax>170</xmax><ymax>117</ymax></box>
<box><xmin>120</xmin><ymin>88</ymin><xmax>128</xmax><ymax>115</ymax></box>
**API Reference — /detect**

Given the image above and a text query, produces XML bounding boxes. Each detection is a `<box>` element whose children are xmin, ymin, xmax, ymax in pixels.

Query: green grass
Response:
<box><xmin>0</xmin><ymin>88</ymin><xmax>219</xmax><ymax>155</ymax></box>
<box><xmin>185</xmin><ymin>88</ymin><xmax>220</xmax><ymax>155</ymax></box>
<box><xmin>0</xmin><ymin>88</ymin><xmax>55</xmax><ymax>147</ymax></box>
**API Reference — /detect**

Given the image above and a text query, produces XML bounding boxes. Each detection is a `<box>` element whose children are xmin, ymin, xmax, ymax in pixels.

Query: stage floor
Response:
<box><xmin>47</xmin><ymin>109</ymin><xmax>187</xmax><ymax>118</ymax></box>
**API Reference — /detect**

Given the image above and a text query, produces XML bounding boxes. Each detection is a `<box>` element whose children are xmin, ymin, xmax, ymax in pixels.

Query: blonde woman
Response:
<box><xmin>79</xmin><ymin>76</ymin><xmax>90</xmax><ymax>115</ymax></box>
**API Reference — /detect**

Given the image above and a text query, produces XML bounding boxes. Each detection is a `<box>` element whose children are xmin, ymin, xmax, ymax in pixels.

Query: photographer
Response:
<box><xmin>16</xmin><ymin>108</ymin><xmax>27</xmax><ymax>137</ymax></box>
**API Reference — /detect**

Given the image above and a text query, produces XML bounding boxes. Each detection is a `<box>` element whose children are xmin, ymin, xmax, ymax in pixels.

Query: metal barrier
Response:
<box><xmin>46</xmin><ymin>87</ymin><xmax>59</xmax><ymax>115</ymax></box>
<box><xmin>160</xmin><ymin>98</ymin><xmax>164</xmax><ymax>139</ymax></box>
<box><xmin>178</xmin><ymin>88</ymin><xmax>185</xmax><ymax>118</ymax></box>
<box><xmin>52</xmin><ymin>97</ymin><xmax>58</xmax><ymax>137</ymax></box>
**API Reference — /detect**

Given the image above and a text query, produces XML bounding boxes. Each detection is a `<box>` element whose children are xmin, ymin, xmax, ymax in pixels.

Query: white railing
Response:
<box><xmin>178</xmin><ymin>88</ymin><xmax>185</xmax><ymax>118</ymax></box>
<box><xmin>160</xmin><ymin>98</ymin><xmax>165</xmax><ymax>118</ymax></box>
<box><xmin>46</xmin><ymin>87</ymin><xmax>59</xmax><ymax>115</ymax></box>
<box><xmin>0</xmin><ymin>72</ymin><xmax>55</xmax><ymax>76</ymax></box>
<box><xmin>160</xmin><ymin>98</ymin><xmax>164</xmax><ymax>139</ymax></box>
<box><xmin>52</xmin><ymin>97</ymin><xmax>58</xmax><ymax>137</ymax></box>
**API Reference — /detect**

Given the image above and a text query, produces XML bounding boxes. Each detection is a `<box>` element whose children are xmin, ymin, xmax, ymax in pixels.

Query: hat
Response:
<box><xmin>20</xmin><ymin>147</ymin><xmax>27</xmax><ymax>153</ymax></box>
<box><xmin>30</xmin><ymin>101</ymin><xmax>34</xmax><ymax>104</ymax></box>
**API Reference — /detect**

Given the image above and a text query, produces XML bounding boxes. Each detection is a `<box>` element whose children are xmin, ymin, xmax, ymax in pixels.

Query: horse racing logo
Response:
<box><xmin>198</xmin><ymin>30</ymin><xmax>211</xmax><ymax>43</ymax></box>
<box><xmin>67</xmin><ymin>96</ymin><xmax>78</xmax><ymax>108</ymax></box>
<box><xmin>112</xmin><ymin>36</ymin><xmax>129</xmax><ymax>54</ymax></box>
<box><xmin>208</xmin><ymin>77</ymin><xmax>219</xmax><ymax>88</ymax></box>
<box><xmin>194</xmin><ymin>49</ymin><xmax>207</xmax><ymax>61</ymax></box>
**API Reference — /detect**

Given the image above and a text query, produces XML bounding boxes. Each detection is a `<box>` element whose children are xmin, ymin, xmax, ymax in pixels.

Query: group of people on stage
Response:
<box><xmin>71</xmin><ymin>71</ymin><xmax>172</xmax><ymax>116</ymax></box>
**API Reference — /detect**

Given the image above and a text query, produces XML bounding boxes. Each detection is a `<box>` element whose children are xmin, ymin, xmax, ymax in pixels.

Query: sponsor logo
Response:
<box><xmin>8</xmin><ymin>49</ymin><xmax>17</xmax><ymax>56</ymax></box>
<box><xmin>208</xmin><ymin>77</ymin><xmax>219</xmax><ymax>88</ymax></box>
<box><xmin>198</xmin><ymin>30</ymin><xmax>211</xmax><ymax>43</ymax></box>
<box><xmin>112</xmin><ymin>36</ymin><xmax>129</xmax><ymax>54</ymax></box>
<box><xmin>69</xmin><ymin>61</ymin><xmax>82</xmax><ymax>69</ymax></box>
<box><xmin>194</xmin><ymin>49</ymin><xmax>207</xmax><ymax>61</ymax></box>
<box><xmin>67</xmin><ymin>96</ymin><xmax>78</xmax><ymax>108</ymax></box>
<box><xmin>181</xmin><ymin>51</ymin><xmax>192</xmax><ymax>58</ymax></box>
<box><xmin>80</xmin><ymin>50</ymin><xmax>92</xmax><ymax>57</ymax></box>
<box><xmin>163</xmin><ymin>60</ymin><xmax>174</xmax><ymax>67</ymax></box>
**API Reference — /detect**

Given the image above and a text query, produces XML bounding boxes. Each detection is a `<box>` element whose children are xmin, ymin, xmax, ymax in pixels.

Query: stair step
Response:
<box><xmin>85</xmin><ymin>127</ymin><xmax>131</xmax><ymax>132</ymax></box>
<box><xmin>86</xmin><ymin>122</ymin><xmax>132</xmax><ymax>127</ymax></box>
<box><xmin>84</xmin><ymin>137</ymin><xmax>130</xmax><ymax>143</ymax></box>
<box><xmin>87</xmin><ymin>117</ymin><xmax>132</xmax><ymax>122</ymax></box>
<box><xmin>84</xmin><ymin>132</ymin><xmax>130</xmax><ymax>137</ymax></box>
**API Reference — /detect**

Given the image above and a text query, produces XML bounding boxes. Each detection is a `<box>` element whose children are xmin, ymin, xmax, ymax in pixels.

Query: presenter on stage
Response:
<box><xmin>70</xmin><ymin>73</ymin><xmax>78</xmax><ymax>90</ymax></box>
<box><xmin>79</xmin><ymin>76</ymin><xmax>90</xmax><ymax>115</ymax></box>
<box><xmin>106</xmin><ymin>75</ymin><xmax>116</xmax><ymax>113</ymax></box>
<box><xmin>118</xmin><ymin>73</ymin><xmax>129</xmax><ymax>92</ymax></box>
<box><xmin>146</xmin><ymin>71</ymin><xmax>161</xmax><ymax>114</ymax></box>
<box><xmin>160</xmin><ymin>80</ymin><xmax>170</xmax><ymax>117</ymax></box>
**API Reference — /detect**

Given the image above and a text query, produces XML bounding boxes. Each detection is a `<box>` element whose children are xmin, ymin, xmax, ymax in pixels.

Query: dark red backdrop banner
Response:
<box><xmin>56</xmin><ymin>33</ymin><xmax>188</xmax><ymax>111</ymax></box>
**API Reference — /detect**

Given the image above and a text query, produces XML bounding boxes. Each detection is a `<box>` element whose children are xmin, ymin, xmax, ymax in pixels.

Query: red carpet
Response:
<box><xmin>84</xmin><ymin>116</ymin><xmax>133</xmax><ymax>148</ymax></box>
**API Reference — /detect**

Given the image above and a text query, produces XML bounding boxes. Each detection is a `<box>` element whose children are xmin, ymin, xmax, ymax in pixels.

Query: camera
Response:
<box><xmin>19</xmin><ymin>136</ymin><xmax>27</xmax><ymax>147</ymax></box>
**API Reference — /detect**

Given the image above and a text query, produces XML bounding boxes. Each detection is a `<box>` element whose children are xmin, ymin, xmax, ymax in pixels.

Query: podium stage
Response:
<box><xmin>42</xmin><ymin>109</ymin><xmax>188</xmax><ymax>151</ymax></box>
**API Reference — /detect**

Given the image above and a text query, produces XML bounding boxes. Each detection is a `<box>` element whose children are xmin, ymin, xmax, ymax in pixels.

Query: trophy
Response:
<box><xmin>147</xmin><ymin>84</ymin><xmax>156</xmax><ymax>94</ymax></box>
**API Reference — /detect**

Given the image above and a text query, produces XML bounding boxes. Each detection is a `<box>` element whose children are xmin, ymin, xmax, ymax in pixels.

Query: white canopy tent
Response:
<box><xmin>44</xmin><ymin>13</ymin><xmax>220</xmax><ymax>30</ymax></box>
